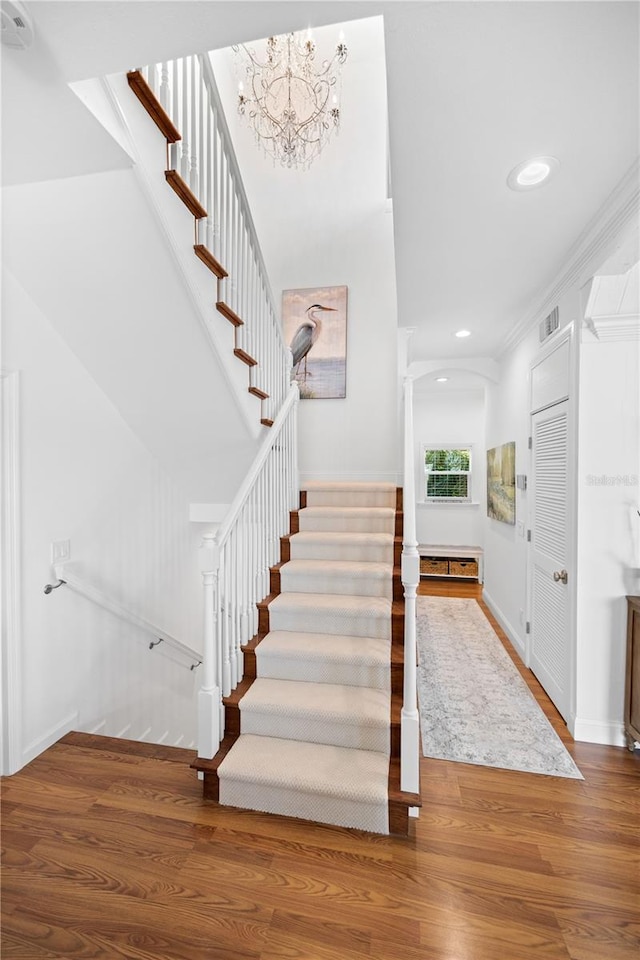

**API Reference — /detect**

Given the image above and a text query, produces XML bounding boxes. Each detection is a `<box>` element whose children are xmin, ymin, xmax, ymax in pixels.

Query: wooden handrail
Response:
<box><xmin>215</xmin><ymin>384</ymin><xmax>299</xmax><ymax>551</ymax></box>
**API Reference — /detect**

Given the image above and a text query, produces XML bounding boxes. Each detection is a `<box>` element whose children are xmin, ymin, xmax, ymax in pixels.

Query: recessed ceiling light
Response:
<box><xmin>455</xmin><ymin>330</ymin><xmax>471</xmax><ymax>338</ymax></box>
<box><xmin>435</xmin><ymin>377</ymin><xmax>449</xmax><ymax>382</ymax></box>
<box><xmin>507</xmin><ymin>156</ymin><xmax>559</xmax><ymax>191</ymax></box>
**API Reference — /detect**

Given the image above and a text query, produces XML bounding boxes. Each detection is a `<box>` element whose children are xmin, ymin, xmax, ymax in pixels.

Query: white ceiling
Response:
<box><xmin>209</xmin><ymin>16</ymin><xmax>391</xmax><ymax>305</ymax></box>
<box><xmin>5</xmin><ymin>1</ymin><xmax>640</xmax><ymax>365</ymax></box>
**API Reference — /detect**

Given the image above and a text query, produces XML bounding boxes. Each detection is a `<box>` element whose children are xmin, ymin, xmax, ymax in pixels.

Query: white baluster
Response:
<box><xmin>232</xmin><ymin>189</ymin><xmax>239</xmax><ymax>316</ymax></box>
<box><xmin>169</xmin><ymin>59</ymin><xmax>180</xmax><ymax>170</ymax></box>
<box><xmin>190</xmin><ymin>56</ymin><xmax>199</xmax><ymax>197</ymax></box>
<box><xmin>159</xmin><ymin>62</ymin><xmax>170</xmax><ymax>113</ymax></box>
<box><xmin>401</xmin><ymin>375</ymin><xmax>420</xmax><ymax>800</ymax></box>
<box><xmin>212</xmin><ymin>125</ymin><xmax>220</xmax><ymax>258</ymax></box>
<box><xmin>204</xmin><ymin>101</ymin><xmax>214</xmax><ymax>250</ymax></box>
<box><xmin>199</xmin><ymin>85</ymin><xmax>209</xmax><ymax>247</ymax></box>
<box><xmin>221</xmin><ymin>544</ymin><xmax>231</xmax><ymax>697</ymax></box>
<box><xmin>198</xmin><ymin>535</ymin><xmax>221</xmax><ymax>757</ymax></box>
<box><xmin>181</xmin><ymin>58</ymin><xmax>190</xmax><ymax>181</ymax></box>
<box><xmin>220</xmin><ymin>153</ymin><xmax>229</xmax><ymax>304</ymax></box>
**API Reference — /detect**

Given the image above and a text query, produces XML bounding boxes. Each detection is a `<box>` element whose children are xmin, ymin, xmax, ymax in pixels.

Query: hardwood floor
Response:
<box><xmin>2</xmin><ymin>580</ymin><xmax>638</xmax><ymax>959</ymax></box>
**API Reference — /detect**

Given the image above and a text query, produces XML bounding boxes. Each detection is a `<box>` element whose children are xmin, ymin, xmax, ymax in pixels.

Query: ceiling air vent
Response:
<box><xmin>1</xmin><ymin>1</ymin><xmax>34</xmax><ymax>49</ymax></box>
<box><xmin>539</xmin><ymin>306</ymin><xmax>560</xmax><ymax>343</ymax></box>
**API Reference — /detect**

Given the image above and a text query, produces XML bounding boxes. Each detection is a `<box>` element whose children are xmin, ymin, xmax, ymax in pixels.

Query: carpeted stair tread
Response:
<box><xmin>304</xmin><ymin>481</ymin><xmax>397</xmax><ymax>508</ymax></box>
<box><xmin>218</xmin><ymin>734</ymin><xmax>389</xmax><ymax>833</ymax></box>
<box><xmin>256</xmin><ymin>630</ymin><xmax>390</xmax><ymax>688</ymax></box>
<box><xmin>297</xmin><ymin>506</ymin><xmax>396</xmax><ymax>534</ymax></box>
<box><xmin>280</xmin><ymin>559</ymin><xmax>392</xmax><ymax>598</ymax></box>
<box><xmin>288</xmin><ymin>531</ymin><xmax>394</xmax><ymax>563</ymax></box>
<box><xmin>268</xmin><ymin>591</ymin><xmax>392</xmax><ymax>639</ymax></box>
<box><xmin>219</xmin><ymin>734</ymin><xmax>388</xmax><ymax>801</ymax></box>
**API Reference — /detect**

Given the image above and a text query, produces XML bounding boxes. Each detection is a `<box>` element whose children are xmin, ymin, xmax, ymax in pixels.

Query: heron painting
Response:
<box><xmin>282</xmin><ymin>285</ymin><xmax>348</xmax><ymax>399</ymax></box>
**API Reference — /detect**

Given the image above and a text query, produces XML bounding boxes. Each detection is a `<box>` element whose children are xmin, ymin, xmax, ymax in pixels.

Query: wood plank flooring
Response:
<box><xmin>2</xmin><ymin>580</ymin><xmax>638</xmax><ymax>959</ymax></box>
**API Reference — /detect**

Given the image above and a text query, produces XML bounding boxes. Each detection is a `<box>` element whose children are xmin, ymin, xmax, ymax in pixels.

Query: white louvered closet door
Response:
<box><xmin>530</xmin><ymin>400</ymin><xmax>571</xmax><ymax>720</ymax></box>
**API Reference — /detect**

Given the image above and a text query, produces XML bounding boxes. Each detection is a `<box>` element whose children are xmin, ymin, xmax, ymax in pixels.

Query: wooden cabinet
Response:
<box><xmin>624</xmin><ymin>596</ymin><xmax>640</xmax><ymax>751</ymax></box>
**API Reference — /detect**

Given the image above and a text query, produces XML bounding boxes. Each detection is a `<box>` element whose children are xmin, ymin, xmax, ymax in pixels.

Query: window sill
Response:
<box><xmin>418</xmin><ymin>501</ymin><xmax>481</xmax><ymax>507</ymax></box>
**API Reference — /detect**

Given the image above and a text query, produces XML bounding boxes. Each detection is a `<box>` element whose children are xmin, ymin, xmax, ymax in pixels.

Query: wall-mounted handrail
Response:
<box><xmin>197</xmin><ymin>382</ymin><xmax>299</xmax><ymax>758</ymax></box>
<box><xmin>49</xmin><ymin>564</ymin><xmax>202</xmax><ymax>670</ymax></box>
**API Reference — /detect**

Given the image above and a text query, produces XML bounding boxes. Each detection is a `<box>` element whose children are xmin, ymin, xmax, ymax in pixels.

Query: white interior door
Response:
<box><xmin>530</xmin><ymin>399</ymin><xmax>571</xmax><ymax>720</ymax></box>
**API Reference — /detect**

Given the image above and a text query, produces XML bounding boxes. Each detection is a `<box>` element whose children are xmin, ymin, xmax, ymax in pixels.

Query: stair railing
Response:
<box><xmin>401</xmin><ymin>374</ymin><xmax>421</xmax><ymax>800</ymax></box>
<box><xmin>197</xmin><ymin>384</ymin><xmax>299</xmax><ymax>759</ymax></box>
<box><xmin>45</xmin><ymin>564</ymin><xmax>202</xmax><ymax>670</ymax></box>
<box><xmin>139</xmin><ymin>54</ymin><xmax>290</xmax><ymax>419</ymax></box>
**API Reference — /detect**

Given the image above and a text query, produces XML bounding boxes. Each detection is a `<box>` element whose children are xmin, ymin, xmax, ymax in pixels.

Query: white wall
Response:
<box><xmin>3</xmin><ymin>268</ymin><xmax>207</xmax><ymax>771</ymax></box>
<box><xmin>285</xmin><ymin>207</ymin><xmax>399</xmax><ymax>483</ymax></box>
<box><xmin>484</xmin><ymin>329</ymin><xmax>537</xmax><ymax>652</ymax></box>
<box><xmin>211</xmin><ymin>18</ymin><xmax>399</xmax><ymax>483</ymax></box>
<box><xmin>414</xmin><ymin>387</ymin><xmax>486</xmax><ymax>547</ymax></box>
<box><xmin>575</xmin><ymin>335</ymin><xmax>640</xmax><ymax>744</ymax></box>
<box><xmin>484</xmin><ymin>268</ymin><xmax>639</xmax><ymax>745</ymax></box>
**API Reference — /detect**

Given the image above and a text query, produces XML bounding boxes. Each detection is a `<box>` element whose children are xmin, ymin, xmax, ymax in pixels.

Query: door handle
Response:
<box><xmin>553</xmin><ymin>569</ymin><xmax>568</xmax><ymax>584</ymax></box>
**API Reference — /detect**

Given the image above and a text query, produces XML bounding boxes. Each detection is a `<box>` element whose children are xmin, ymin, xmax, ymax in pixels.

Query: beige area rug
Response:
<box><xmin>417</xmin><ymin>597</ymin><xmax>583</xmax><ymax>779</ymax></box>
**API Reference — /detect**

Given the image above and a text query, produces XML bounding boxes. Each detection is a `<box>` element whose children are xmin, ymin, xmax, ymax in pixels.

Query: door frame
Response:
<box><xmin>527</xmin><ymin>323</ymin><xmax>579</xmax><ymax>730</ymax></box>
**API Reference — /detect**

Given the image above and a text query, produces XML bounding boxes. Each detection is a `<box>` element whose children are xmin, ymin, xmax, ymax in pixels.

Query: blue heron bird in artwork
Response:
<box><xmin>289</xmin><ymin>303</ymin><xmax>337</xmax><ymax>380</ymax></box>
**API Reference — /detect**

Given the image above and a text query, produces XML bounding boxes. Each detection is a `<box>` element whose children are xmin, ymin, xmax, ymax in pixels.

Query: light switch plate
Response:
<box><xmin>51</xmin><ymin>540</ymin><xmax>70</xmax><ymax>563</ymax></box>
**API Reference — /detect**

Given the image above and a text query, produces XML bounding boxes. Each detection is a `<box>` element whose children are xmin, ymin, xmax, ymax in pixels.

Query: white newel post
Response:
<box><xmin>401</xmin><ymin>374</ymin><xmax>421</xmax><ymax>800</ymax></box>
<box><xmin>198</xmin><ymin>534</ymin><xmax>221</xmax><ymax>759</ymax></box>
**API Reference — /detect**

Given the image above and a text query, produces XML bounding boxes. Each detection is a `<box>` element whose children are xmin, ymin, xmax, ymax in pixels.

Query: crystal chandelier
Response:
<box><xmin>233</xmin><ymin>29</ymin><xmax>347</xmax><ymax>170</ymax></box>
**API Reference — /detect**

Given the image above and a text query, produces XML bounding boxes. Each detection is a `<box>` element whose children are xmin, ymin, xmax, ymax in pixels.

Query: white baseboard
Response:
<box><xmin>21</xmin><ymin>712</ymin><xmax>79</xmax><ymax>769</ymax></box>
<box><xmin>482</xmin><ymin>589</ymin><xmax>526</xmax><ymax>661</ymax></box>
<box><xmin>572</xmin><ymin>716</ymin><xmax>626</xmax><ymax>747</ymax></box>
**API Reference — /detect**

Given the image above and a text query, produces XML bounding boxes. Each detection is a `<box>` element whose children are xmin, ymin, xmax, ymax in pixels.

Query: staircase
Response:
<box><xmin>193</xmin><ymin>481</ymin><xmax>421</xmax><ymax>835</ymax></box>
<box><xmin>123</xmin><ymin>60</ymin><xmax>289</xmax><ymax>432</ymax></box>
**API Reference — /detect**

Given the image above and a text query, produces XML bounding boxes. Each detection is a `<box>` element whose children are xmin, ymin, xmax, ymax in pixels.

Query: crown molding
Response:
<box><xmin>586</xmin><ymin>314</ymin><xmax>640</xmax><ymax>342</ymax></box>
<box><xmin>498</xmin><ymin>159</ymin><xmax>640</xmax><ymax>359</ymax></box>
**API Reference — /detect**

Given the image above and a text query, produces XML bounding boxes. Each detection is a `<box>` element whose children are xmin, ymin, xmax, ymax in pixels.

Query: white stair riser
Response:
<box><xmin>218</xmin><ymin>779</ymin><xmax>388</xmax><ymax>833</ymax></box>
<box><xmin>269</xmin><ymin>605</ymin><xmax>391</xmax><ymax>640</ymax></box>
<box><xmin>256</xmin><ymin>653</ymin><xmax>389</xmax><ymax>689</ymax></box>
<box><xmin>299</xmin><ymin>515</ymin><xmax>395</xmax><ymax>534</ymax></box>
<box><xmin>289</xmin><ymin>539</ymin><xmax>394</xmax><ymax>563</ymax></box>
<box><xmin>239</xmin><ymin>707</ymin><xmax>390</xmax><ymax>754</ymax></box>
<box><xmin>305</xmin><ymin>491</ymin><xmax>396</xmax><ymax>508</ymax></box>
<box><xmin>280</xmin><ymin>569</ymin><xmax>392</xmax><ymax>599</ymax></box>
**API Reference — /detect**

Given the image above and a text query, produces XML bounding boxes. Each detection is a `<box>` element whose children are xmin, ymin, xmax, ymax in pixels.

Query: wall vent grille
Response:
<box><xmin>539</xmin><ymin>306</ymin><xmax>560</xmax><ymax>343</ymax></box>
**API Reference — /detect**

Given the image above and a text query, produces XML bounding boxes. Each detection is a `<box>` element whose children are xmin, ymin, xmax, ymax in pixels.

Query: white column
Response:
<box><xmin>401</xmin><ymin>374</ymin><xmax>421</xmax><ymax>799</ymax></box>
<box><xmin>198</xmin><ymin>535</ymin><xmax>221</xmax><ymax>758</ymax></box>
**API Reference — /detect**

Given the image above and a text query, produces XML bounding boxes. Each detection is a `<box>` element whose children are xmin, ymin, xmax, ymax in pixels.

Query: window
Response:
<box><xmin>424</xmin><ymin>446</ymin><xmax>472</xmax><ymax>502</ymax></box>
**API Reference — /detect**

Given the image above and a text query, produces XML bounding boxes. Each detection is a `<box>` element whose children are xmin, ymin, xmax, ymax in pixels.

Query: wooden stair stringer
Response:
<box><xmin>126</xmin><ymin>69</ymin><xmax>272</xmax><ymax>431</ymax></box>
